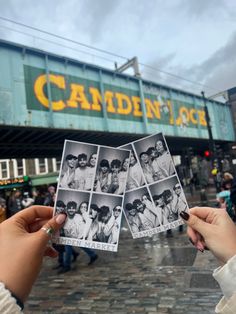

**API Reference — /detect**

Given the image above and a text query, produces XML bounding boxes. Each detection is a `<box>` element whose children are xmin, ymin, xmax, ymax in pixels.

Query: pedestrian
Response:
<box><xmin>43</xmin><ymin>186</ymin><xmax>56</xmax><ymax>206</ymax></box>
<box><xmin>216</xmin><ymin>190</ymin><xmax>235</xmax><ymax>221</ymax></box>
<box><xmin>222</xmin><ymin>172</ymin><xmax>234</xmax><ymax>191</ymax></box>
<box><xmin>57</xmin><ymin>201</ymin><xmax>98</xmax><ymax>273</ymax></box>
<box><xmin>21</xmin><ymin>192</ymin><xmax>34</xmax><ymax>209</ymax></box>
<box><xmin>8</xmin><ymin>190</ymin><xmax>22</xmax><ymax>216</ymax></box>
<box><xmin>33</xmin><ymin>189</ymin><xmax>45</xmax><ymax>205</ymax></box>
<box><xmin>0</xmin><ymin>194</ymin><xmax>6</xmax><ymax>223</ymax></box>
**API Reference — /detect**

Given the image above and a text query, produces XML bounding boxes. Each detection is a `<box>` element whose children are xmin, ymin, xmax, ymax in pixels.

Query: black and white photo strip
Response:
<box><xmin>121</xmin><ymin>133</ymin><xmax>189</xmax><ymax>238</ymax></box>
<box><xmin>119</xmin><ymin>144</ymin><xmax>145</xmax><ymax>192</ymax></box>
<box><xmin>132</xmin><ymin>133</ymin><xmax>176</xmax><ymax>184</ymax></box>
<box><xmin>53</xmin><ymin>140</ymin><xmax>130</xmax><ymax>252</ymax></box>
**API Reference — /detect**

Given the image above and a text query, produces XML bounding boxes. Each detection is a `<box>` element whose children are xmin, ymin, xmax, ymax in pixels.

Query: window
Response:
<box><xmin>0</xmin><ymin>160</ymin><xmax>10</xmax><ymax>179</ymax></box>
<box><xmin>35</xmin><ymin>158</ymin><xmax>48</xmax><ymax>174</ymax></box>
<box><xmin>52</xmin><ymin>157</ymin><xmax>61</xmax><ymax>172</ymax></box>
<box><xmin>13</xmin><ymin>159</ymin><xmax>26</xmax><ymax>177</ymax></box>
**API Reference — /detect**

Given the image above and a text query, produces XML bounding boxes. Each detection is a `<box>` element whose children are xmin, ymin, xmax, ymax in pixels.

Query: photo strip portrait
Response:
<box><xmin>59</xmin><ymin>141</ymin><xmax>98</xmax><ymax>191</ymax></box>
<box><xmin>120</xmin><ymin>133</ymin><xmax>189</xmax><ymax>239</ymax></box>
<box><xmin>133</xmin><ymin>133</ymin><xmax>176</xmax><ymax>184</ymax></box>
<box><xmin>53</xmin><ymin>140</ymin><xmax>130</xmax><ymax>252</ymax></box>
<box><xmin>119</xmin><ymin>143</ymin><xmax>145</xmax><ymax>192</ymax></box>
<box><xmin>94</xmin><ymin>146</ymin><xmax>130</xmax><ymax>196</ymax></box>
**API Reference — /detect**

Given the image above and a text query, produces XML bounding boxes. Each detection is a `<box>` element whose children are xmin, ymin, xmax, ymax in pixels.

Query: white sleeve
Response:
<box><xmin>213</xmin><ymin>255</ymin><xmax>236</xmax><ymax>299</ymax></box>
<box><xmin>215</xmin><ymin>293</ymin><xmax>236</xmax><ymax>313</ymax></box>
<box><xmin>0</xmin><ymin>282</ymin><xmax>22</xmax><ymax>313</ymax></box>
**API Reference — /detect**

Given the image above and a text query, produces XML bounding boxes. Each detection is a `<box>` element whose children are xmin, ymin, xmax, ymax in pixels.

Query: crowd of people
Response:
<box><xmin>0</xmin><ymin>185</ymin><xmax>56</xmax><ymax>221</ymax></box>
<box><xmin>215</xmin><ymin>171</ymin><xmax>236</xmax><ymax>221</ymax></box>
<box><xmin>125</xmin><ymin>182</ymin><xmax>188</xmax><ymax>234</ymax></box>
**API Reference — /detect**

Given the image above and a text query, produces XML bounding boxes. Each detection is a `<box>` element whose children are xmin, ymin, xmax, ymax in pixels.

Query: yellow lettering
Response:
<box><xmin>131</xmin><ymin>96</ymin><xmax>143</xmax><ymax>117</ymax></box>
<box><xmin>198</xmin><ymin>110</ymin><xmax>207</xmax><ymax>126</ymax></box>
<box><xmin>145</xmin><ymin>99</ymin><xmax>161</xmax><ymax>119</ymax></box>
<box><xmin>189</xmin><ymin>109</ymin><xmax>198</xmax><ymax>124</ymax></box>
<box><xmin>34</xmin><ymin>74</ymin><xmax>66</xmax><ymax>111</ymax></box>
<box><xmin>89</xmin><ymin>87</ymin><xmax>102</xmax><ymax>111</ymax></box>
<box><xmin>67</xmin><ymin>84</ymin><xmax>91</xmax><ymax>109</ymax></box>
<box><xmin>116</xmin><ymin>92</ymin><xmax>132</xmax><ymax>115</ymax></box>
<box><xmin>89</xmin><ymin>88</ymin><xmax>116</xmax><ymax>113</ymax></box>
<box><xmin>167</xmin><ymin>100</ymin><xmax>174</xmax><ymax>125</ymax></box>
<box><xmin>105</xmin><ymin>91</ymin><xmax>116</xmax><ymax>113</ymax></box>
<box><xmin>179</xmin><ymin>107</ymin><xmax>190</xmax><ymax>122</ymax></box>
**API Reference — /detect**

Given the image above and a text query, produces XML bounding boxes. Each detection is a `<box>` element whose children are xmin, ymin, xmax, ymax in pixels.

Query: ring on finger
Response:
<box><xmin>41</xmin><ymin>226</ymin><xmax>54</xmax><ymax>236</ymax></box>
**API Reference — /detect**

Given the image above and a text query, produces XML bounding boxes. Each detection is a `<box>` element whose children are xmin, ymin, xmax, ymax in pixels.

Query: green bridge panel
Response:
<box><xmin>0</xmin><ymin>40</ymin><xmax>234</xmax><ymax>142</ymax></box>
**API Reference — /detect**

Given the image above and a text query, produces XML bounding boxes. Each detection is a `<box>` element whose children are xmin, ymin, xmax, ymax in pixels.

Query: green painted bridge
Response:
<box><xmin>0</xmin><ymin>39</ymin><xmax>234</xmax><ymax>158</ymax></box>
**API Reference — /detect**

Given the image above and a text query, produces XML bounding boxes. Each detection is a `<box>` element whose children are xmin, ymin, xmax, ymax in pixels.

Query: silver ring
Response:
<box><xmin>41</xmin><ymin>226</ymin><xmax>54</xmax><ymax>236</ymax></box>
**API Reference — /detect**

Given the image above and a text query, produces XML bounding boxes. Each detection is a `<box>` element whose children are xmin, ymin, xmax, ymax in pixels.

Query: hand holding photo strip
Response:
<box><xmin>53</xmin><ymin>140</ymin><xmax>131</xmax><ymax>252</ymax></box>
<box><xmin>120</xmin><ymin>132</ymin><xmax>189</xmax><ymax>239</ymax></box>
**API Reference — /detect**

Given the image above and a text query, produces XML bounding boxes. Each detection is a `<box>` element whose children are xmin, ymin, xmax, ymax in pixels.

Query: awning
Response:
<box><xmin>30</xmin><ymin>172</ymin><xmax>59</xmax><ymax>186</ymax></box>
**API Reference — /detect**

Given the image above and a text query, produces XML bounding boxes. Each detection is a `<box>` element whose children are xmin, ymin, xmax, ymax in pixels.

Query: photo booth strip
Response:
<box><xmin>52</xmin><ymin>140</ymin><xmax>130</xmax><ymax>252</ymax></box>
<box><xmin>120</xmin><ymin>132</ymin><xmax>189</xmax><ymax>239</ymax></box>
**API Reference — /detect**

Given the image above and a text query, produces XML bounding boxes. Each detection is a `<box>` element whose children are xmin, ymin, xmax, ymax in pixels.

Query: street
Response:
<box><xmin>24</xmin><ymin>221</ymin><xmax>222</xmax><ymax>314</ymax></box>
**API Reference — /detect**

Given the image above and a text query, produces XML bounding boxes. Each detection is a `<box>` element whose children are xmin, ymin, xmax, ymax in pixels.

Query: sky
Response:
<box><xmin>1</xmin><ymin>0</ymin><xmax>236</xmax><ymax>98</ymax></box>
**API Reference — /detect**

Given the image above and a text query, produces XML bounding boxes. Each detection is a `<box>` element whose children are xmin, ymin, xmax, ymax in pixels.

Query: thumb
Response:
<box><xmin>38</xmin><ymin>213</ymin><xmax>67</xmax><ymax>245</ymax></box>
<box><xmin>180</xmin><ymin>211</ymin><xmax>208</xmax><ymax>236</ymax></box>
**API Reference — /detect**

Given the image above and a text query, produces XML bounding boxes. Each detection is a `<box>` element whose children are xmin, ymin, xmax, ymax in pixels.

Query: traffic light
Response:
<box><xmin>204</xmin><ymin>150</ymin><xmax>211</xmax><ymax>158</ymax></box>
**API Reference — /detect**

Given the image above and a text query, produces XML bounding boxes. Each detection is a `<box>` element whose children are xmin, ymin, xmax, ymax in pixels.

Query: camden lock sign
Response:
<box><xmin>24</xmin><ymin>65</ymin><xmax>207</xmax><ymax>128</ymax></box>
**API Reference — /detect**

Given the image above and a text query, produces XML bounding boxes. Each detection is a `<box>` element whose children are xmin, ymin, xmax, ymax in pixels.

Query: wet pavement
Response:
<box><xmin>24</xmin><ymin>225</ymin><xmax>222</xmax><ymax>314</ymax></box>
<box><xmin>24</xmin><ymin>186</ymin><xmax>221</xmax><ymax>313</ymax></box>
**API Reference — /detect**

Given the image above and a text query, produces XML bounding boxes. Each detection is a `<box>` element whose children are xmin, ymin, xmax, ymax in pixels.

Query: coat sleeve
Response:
<box><xmin>0</xmin><ymin>283</ymin><xmax>22</xmax><ymax>313</ymax></box>
<box><xmin>213</xmin><ymin>255</ymin><xmax>236</xmax><ymax>313</ymax></box>
<box><xmin>215</xmin><ymin>294</ymin><xmax>236</xmax><ymax>314</ymax></box>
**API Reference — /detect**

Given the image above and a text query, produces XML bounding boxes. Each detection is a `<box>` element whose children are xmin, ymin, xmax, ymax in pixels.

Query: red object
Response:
<box><xmin>204</xmin><ymin>150</ymin><xmax>210</xmax><ymax>157</ymax></box>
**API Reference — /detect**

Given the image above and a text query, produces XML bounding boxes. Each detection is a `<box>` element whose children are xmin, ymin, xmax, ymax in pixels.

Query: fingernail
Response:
<box><xmin>180</xmin><ymin>211</ymin><xmax>190</xmax><ymax>221</ymax></box>
<box><xmin>56</xmin><ymin>214</ymin><xmax>67</xmax><ymax>224</ymax></box>
<box><xmin>198</xmin><ymin>248</ymin><xmax>204</xmax><ymax>253</ymax></box>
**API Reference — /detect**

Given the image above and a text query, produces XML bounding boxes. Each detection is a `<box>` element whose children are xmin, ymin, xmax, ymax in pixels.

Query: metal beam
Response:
<box><xmin>115</xmin><ymin>57</ymin><xmax>141</xmax><ymax>77</ymax></box>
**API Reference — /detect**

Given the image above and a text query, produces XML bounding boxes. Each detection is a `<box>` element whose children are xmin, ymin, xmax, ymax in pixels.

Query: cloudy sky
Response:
<box><xmin>1</xmin><ymin>0</ymin><xmax>236</xmax><ymax>97</ymax></box>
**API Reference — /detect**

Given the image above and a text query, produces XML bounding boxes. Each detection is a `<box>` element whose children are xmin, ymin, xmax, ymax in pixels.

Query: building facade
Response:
<box><xmin>0</xmin><ymin>157</ymin><xmax>61</xmax><ymax>191</ymax></box>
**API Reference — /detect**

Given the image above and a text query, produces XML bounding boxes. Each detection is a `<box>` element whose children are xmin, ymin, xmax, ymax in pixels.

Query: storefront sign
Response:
<box><xmin>0</xmin><ymin>176</ymin><xmax>29</xmax><ymax>187</ymax></box>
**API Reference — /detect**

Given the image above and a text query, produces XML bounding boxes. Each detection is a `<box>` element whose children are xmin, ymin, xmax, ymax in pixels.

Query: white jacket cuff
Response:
<box><xmin>0</xmin><ymin>282</ymin><xmax>22</xmax><ymax>313</ymax></box>
<box><xmin>213</xmin><ymin>255</ymin><xmax>236</xmax><ymax>299</ymax></box>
